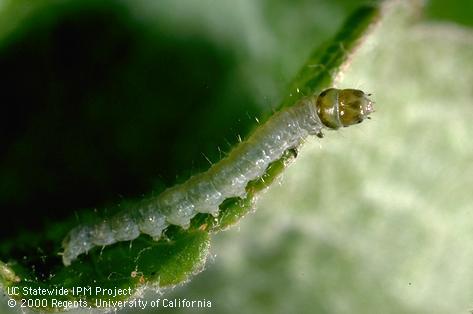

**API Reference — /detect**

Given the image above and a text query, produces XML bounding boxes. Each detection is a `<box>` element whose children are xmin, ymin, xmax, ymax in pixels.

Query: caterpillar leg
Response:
<box><xmin>111</xmin><ymin>212</ymin><xmax>140</xmax><ymax>242</ymax></box>
<box><xmin>137</xmin><ymin>207</ymin><xmax>168</xmax><ymax>241</ymax></box>
<box><xmin>62</xmin><ymin>225</ymin><xmax>94</xmax><ymax>266</ymax></box>
<box><xmin>286</xmin><ymin>147</ymin><xmax>299</xmax><ymax>158</ymax></box>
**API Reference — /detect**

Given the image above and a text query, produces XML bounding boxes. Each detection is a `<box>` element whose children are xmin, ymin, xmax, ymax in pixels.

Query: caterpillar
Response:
<box><xmin>61</xmin><ymin>88</ymin><xmax>374</xmax><ymax>266</ymax></box>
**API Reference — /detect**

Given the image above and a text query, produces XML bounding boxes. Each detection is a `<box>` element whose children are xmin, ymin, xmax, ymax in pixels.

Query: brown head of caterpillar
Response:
<box><xmin>316</xmin><ymin>88</ymin><xmax>374</xmax><ymax>130</ymax></box>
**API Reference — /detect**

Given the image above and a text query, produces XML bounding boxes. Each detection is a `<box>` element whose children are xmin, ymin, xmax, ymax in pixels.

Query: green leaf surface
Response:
<box><xmin>279</xmin><ymin>4</ymin><xmax>379</xmax><ymax>109</ymax></box>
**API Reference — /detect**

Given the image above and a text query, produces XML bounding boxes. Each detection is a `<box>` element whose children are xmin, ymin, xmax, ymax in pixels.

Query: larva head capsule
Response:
<box><xmin>316</xmin><ymin>88</ymin><xmax>374</xmax><ymax>129</ymax></box>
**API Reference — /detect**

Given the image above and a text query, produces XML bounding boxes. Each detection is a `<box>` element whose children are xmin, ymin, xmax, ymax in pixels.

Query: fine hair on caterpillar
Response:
<box><xmin>61</xmin><ymin>88</ymin><xmax>374</xmax><ymax>266</ymax></box>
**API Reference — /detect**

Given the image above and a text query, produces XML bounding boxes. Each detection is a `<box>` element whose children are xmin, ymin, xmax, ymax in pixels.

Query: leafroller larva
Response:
<box><xmin>61</xmin><ymin>88</ymin><xmax>374</xmax><ymax>266</ymax></box>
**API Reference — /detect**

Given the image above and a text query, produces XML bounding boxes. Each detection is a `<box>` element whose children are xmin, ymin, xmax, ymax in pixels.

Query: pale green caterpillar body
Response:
<box><xmin>61</xmin><ymin>88</ymin><xmax>374</xmax><ymax>266</ymax></box>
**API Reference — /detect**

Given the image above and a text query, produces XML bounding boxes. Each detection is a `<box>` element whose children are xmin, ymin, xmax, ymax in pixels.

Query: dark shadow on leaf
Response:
<box><xmin>0</xmin><ymin>1</ymin><xmax>260</xmax><ymax>246</ymax></box>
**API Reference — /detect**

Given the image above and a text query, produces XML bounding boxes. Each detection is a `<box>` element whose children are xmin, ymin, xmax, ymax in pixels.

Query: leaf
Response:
<box><xmin>0</xmin><ymin>1</ymin><xmax>381</xmax><ymax>312</ymax></box>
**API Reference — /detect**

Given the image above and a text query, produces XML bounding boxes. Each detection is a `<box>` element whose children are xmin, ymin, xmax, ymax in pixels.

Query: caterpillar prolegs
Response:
<box><xmin>61</xmin><ymin>88</ymin><xmax>374</xmax><ymax>266</ymax></box>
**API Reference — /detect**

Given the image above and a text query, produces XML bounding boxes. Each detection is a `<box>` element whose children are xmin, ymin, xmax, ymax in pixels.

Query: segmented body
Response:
<box><xmin>62</xmin><ymin>88</ymin><xmax>374</xmax><ymax>266</ymax></box>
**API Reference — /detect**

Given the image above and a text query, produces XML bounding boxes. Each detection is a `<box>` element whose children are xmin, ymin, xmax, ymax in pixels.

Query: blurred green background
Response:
<box><xmin>1</xmin><ymin>0</ymin><xmax>472</xmax><ymax>313</ymax></box>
